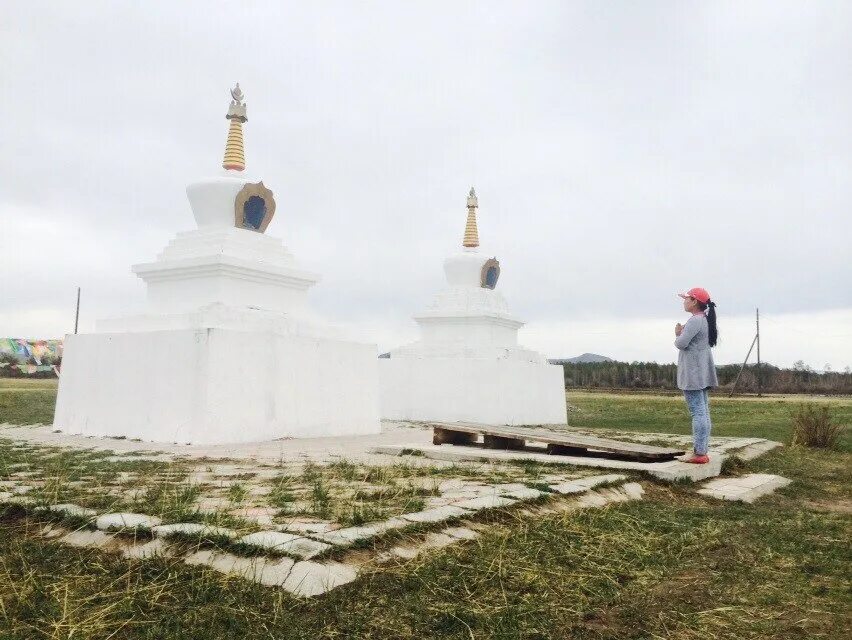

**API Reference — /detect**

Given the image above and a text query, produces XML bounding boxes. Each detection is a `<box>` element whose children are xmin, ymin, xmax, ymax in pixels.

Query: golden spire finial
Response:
<box><xmin>222</xmin><ymin>83</ymin><xmax>247</xmax><ymax>171</ymax></box>
<box><xmin>463</xmin><ymin>186</ymin><xmax>479</xmax><ymax>248</ymax></box>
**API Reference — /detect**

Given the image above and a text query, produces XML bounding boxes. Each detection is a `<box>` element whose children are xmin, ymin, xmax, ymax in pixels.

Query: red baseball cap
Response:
<box><xmin>678</xmin><ymin>287</ymin><xmax>710</xmax><ymax>304</ymax></box>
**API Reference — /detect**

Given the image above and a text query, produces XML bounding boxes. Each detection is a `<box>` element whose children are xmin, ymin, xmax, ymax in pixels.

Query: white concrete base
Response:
<box><xmin>54</xmin><ymin>326</ymin><xmax>380</xmax><ymax>445</ymax></box>
<box><xmin>379</xmin><ymin>357</ymin><xmax>566</xmax><ymax>425</ymax></box>
<box><xmin>373</xmin><ymin>443</ymin><xmax>724</xmax><ymax>482</ymax></box>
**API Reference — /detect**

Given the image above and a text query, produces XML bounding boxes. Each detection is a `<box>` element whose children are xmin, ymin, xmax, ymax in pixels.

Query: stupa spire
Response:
<box><xmin>222</xmin><ymin>83</ymin><xmax>247</xmax><ymax>171</ymax></box>
<box><xmin>462</xmin><ymin>187</ymin><xmax>479</xmax><ymax>248</ymax></box>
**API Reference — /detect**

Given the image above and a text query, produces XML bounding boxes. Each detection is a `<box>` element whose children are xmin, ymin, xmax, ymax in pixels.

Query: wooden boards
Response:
<box><xmin>430</xmin><ymin>422</ymin><xmax>685</xmax><ymax>462</ymax></box>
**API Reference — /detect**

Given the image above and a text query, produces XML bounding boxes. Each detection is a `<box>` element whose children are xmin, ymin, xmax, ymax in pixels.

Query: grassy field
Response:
<box><xmin>0</xmin><ymin>380</ymin><xmax>849</xmax><ymax>639</ymax></box>
<box><xmin>0</xmin><ymin>377</ymin><xmax>59</xmax><ymax>425</ymax></box>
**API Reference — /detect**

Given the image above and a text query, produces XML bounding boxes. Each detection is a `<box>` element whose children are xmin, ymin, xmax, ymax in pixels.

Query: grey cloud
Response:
<box><xmin>1</xmin><ymin>1</ymin><xmax>850</xmax><ymax>346</ymax></box>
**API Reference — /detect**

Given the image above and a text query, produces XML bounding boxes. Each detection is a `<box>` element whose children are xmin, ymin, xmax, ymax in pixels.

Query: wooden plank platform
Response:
<box><xmin>430</xmin><ymin>422</ymin><xmax>685</xmax><ymax>462</ymax></box>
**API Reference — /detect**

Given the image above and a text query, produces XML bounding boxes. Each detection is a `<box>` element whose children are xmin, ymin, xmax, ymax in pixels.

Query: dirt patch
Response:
<box><xmin>801</xmin><ymin>498</ymin><xmax>852</xmax><ymax>514</ymax></box>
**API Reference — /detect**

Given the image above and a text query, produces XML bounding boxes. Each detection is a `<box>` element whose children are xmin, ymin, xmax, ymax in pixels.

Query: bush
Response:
<box><xmin>790</xmin><ymin>403</ymin><xmax>844</xmax><ymax>448</ymax></box>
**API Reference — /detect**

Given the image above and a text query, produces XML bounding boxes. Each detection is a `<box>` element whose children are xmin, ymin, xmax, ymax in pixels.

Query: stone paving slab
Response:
<box><xmin>282</xmin><ymin>561</ymin><xmax>359</xmax><ymax>597</ymax></box>
<box><xmin>238</xmin><ymin>531</ymin><xmax>332</xmax><ymax>559</ymax></box>
<box><xmin>374</xmin><ymin>444</ymin><xmax>723</xmax><ymax>482</ymax></box>
<box><xmin>697</xmin><ymin>473</ymin><xmax>791</xmax><ymax>503</ymax></box>
<box><xmin>278</xmin><ymin>521</ymin><xmax>338</xmax><ymax>535</ymax></box>
<box><xmin>313</xmin><ymin>518</ymin><xmax>409</xmax><ymax>546</ymax></box>
<box><xmin>185</xmin><ymin>549</ymin><xmax>296</xmax><ymax>587</ymax></box>
<box><xmin>0</xmin><ymin>421</ymin><xmax>444</xmax><ymax>466</ymax></box>
<box><xmin>122</xmin><ymin>538</ymin><xmax>173</xmax><ymax>560</ymax></box>
<box><xmin>238</xmin><ymin>530</ymin><xmax>300</xmax><ymax>548</ymax></box>
<box><xmin>499</xmin><ymin>487</ymin><xmax>547</xmax><ymax>500</ymax></box>
<box><xmin>734</xmin><ymin>440</ymin><xmax>783</xmax><ymax>461</ymax></box>
<box><xmin>452</xmin><ymin>495</ymin><xmax>518</xmax><ymax>510</ymax></box>
<box><xmin>95</xmin><ymin>513</ymin><xmax>162</xmax><ymax>531</ymax></box>
<box><xmin>60</xmin><ymin>529</ymin><xmax>115</xmax><ymax>549</ymax></box>
<box><xmin>45</xmin><ymin>503</ymin><xmax>97</xmax><ymax>518</ymax></box>
<box><xmin>443</xmin><ymin>526</ymin><xmax>480</xmax><ymax>541</ymax></box>
<box><xmin>550</xmin><ymin>474</ymin><xmax>627</xmax><ymax>495</ymax></box>
<box><xmin>399</xmin><ymin>505</ymin><xmax>471</xmax><ymax>524</ymax></box>
<box><xmin>151</xmin><ymin>523</ymin><xmax>237</xmax><ymax>540</ymax></box>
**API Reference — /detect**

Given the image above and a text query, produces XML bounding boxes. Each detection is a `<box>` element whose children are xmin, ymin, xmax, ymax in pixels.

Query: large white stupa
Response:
<box><xmin>54</xmin><ymin>85</ymin><xmax>380</xmax><ymax>444</ymax></box>
<box><xmin>379</xmin><ymin>189</ymin><xmax>567</xmax><ymax>425</ymax></box>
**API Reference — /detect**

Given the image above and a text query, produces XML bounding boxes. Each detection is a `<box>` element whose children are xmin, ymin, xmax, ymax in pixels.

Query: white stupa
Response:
<box><xmin>54</xmin><ymin>85</ymin><xmax>380</xmax><ymax>444</ymax></box>
<box><xmin>379</xmin><ymin>189</ymin><xmax>567</xmax><ymax>425</ymax></box>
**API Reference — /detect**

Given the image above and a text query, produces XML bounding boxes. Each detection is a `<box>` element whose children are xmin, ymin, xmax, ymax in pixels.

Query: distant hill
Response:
<box><xmin>549</xmin><ymin>353</ymin><xmax>614</xmax><ymax>364</ymax></box>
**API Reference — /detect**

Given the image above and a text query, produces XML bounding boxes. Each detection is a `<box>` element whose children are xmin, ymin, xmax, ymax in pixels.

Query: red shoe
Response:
<box><xmin>682</xmin><ymin>454</ymin><xmax>710</xmax><ymax>464</ymax></box>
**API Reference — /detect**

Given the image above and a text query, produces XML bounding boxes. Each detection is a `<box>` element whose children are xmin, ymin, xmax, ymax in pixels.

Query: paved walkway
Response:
<box><xmin>0</xmin><ymin>421</ymin><xmax>438</xmax><ymax>466</ymax></box>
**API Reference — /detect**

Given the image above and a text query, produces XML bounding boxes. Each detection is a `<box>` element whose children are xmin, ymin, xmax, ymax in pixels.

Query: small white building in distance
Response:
<box><xmin>379</xmin><ymin>189</ymin><xmax>567</xmax><ymax>425</ymax></box>
<box><xmin>54</xmin><ymin>85</ymin><xmax>380</xmax><ymax>444</ymax></box>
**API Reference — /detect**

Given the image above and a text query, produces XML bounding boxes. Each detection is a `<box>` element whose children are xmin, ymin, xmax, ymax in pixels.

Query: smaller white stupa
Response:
<box><xmin>379</xmin><ymin>189</ymin><xmax>567</xmax><ymax>425</ymax></box>
<box><xmin>54</xmin><ymin>85</ymin><xmax>380</xmax><ymax>444</ymax></box>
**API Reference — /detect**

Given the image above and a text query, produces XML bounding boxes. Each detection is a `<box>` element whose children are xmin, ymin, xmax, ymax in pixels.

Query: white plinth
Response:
<box><xmin>55</xmin><ymin>321</ymin><xmax>380</xmax><ymax>444</ymax></box>
<box><xmin>379</xmin><ymin>356</ymin><xmax>566</xmax><ymax>425</ymax></box>
<box><xmin>379</xmin><ymin>248</ymin><xmax>567</xmax><ymax>426</ymax></box>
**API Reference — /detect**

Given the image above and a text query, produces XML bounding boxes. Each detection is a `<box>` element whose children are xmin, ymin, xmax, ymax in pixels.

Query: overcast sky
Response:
<box><xmin>2</xmin><ymin>1</ymin><xmax>850</xmax><ymax>369</ymax></box>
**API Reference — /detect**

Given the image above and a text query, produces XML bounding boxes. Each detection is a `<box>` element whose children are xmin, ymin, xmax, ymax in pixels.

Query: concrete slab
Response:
<box><xmin>278</xmin><ymin>521</ymin><xmax>337</xmax><ymax>535</ymax></box>
<box><xmin>422</xmin><ymin>532</ymin><xmax>458</xmax><ymax>550</ymax></box>
<box><xmin>238</xmin><ymin>531</ymin><xmax>332</xmax><ymax>559</ymax></box>
<box><xmin>60</xmin><ymin>529</ymin><xmax>115</xmax><ymax>549</ymax></box>
<box><xmin>452</xmin><ymin>495</ymin><xmax>518</xmax><ymax>510</ymax></box>
<box><xmin>151</xmin><ymin>523</ymin><xmax>237</xmax><ymax>539</ymax></box>
<box><xmin>314</xmin><ymin>518</ymin><xmax>409</xmax><ymax>546</ymax></box>
<box><xmin>282</xmin><ymin>561</ymin><xmax>359</xmax><ymax>597</ymax></box>
<box><xmin>184</xmin><ymin>549</ymin><xmax>295</xmax><ymax>587</ymax></box>
<box><xmin>372</xmin><ymin>444</ymin><xmax>723</xmax><ymax>482</ymax></box>
<box><xmin>499</xmin><ymin>487</ymin><xmax>547</xmax><ymax>500</ymax></box>
<box><xmin>442</xmin><ymin>527</ymin><xmax>480</xmax><ymax>541</ymax></box>
<box><xmin>697</xmin><ymin>474</ymin><xmax>791</xmax><ymax>503</ymax></box>
<box><xmin>0</xmin><ymin>421</ymin><xmax>443</xmax><ymax>467</ymax></box>
<box><xmin>400</xmin><ymin>505</ymin><xmax>471</xmax><ymax>524</ymax></box>
<box><xmin>550</xmin><ymin>474</ymin><xmax>627</xmax><ymax>494</ymax></box>
<box><xmin>387</xmin><ymin>545</ymin><xmax>419</xmax><ymax>560</ymax></box>
<box><xmin>46</xmin><ymin>504</ymin><xmax>97</xmax><ymax>518</ymax></box>
<box><xmin>95</xmin><ymin>513</ymin><xmax>162</xmax><ymax>531</ymax></box>
<box><xmin>735</xmin><ymin>440</ymin><xmax>783</xmax><ymax>461</ymax></box>
<box><xmin>122</xmin><ymin>538</ymin><xmax>172</xmax><ymax>560</ymax></box>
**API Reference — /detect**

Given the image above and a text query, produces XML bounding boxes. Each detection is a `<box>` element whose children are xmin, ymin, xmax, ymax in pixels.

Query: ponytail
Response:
<box><xmin>695</xmin><ymin>299</ymin><xmax>719</xmax><ymax>347</ymax></box>
<box><xmin>706</xmin><ymin>300</ymin><xmax>718</xmax><ymax>347</ymax></box>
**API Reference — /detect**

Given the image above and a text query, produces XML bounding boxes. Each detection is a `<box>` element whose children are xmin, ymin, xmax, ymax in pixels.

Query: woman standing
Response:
<box><xmin>675</xmin><ymin>287</ymin><xmax>719</xmax><ymax>464</ymax></box>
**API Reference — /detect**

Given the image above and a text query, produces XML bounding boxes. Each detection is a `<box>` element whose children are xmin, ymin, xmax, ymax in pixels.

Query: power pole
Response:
<box><xmin>729</xmin><ymin>307</ymin><xmax>761</xmax><ymax>397</ymax></box>
<box><xmin>756</xmin><ymin>308</ymin><xmax>761</xmax><ymax>397</ymax></box>
<box><xmin>74</xmin><ymin>287</ymin><xmax>81</xmax><ymax>334</ymax></box>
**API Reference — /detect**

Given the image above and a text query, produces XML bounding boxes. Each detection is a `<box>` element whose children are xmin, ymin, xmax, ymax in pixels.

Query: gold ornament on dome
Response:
<box><xmin>463</xmin><ymin>186</ymin><xmax>480</xmax><ymax>248</ymax></box>
<box><xmin>234</xmin><ymin>181</ymin><xmax>276</xmax><ymax>233</ymax></box>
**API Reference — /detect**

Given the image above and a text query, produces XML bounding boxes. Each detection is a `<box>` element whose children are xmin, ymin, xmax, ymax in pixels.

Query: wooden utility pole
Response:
<box><xmin>74</xmin><ymin>287</ymin><xmax>81</xmax><ymax>334</ymax></box>
<box><xmin>729</xmin><ymin>307</ymin><xmax>761</xmax><ymax>397</ymax></box>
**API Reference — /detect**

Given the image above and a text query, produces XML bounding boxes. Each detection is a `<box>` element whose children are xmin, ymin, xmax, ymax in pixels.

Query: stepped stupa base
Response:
<box><xmin>55</xmin><ymin>309</ymin><xmax>379</xmax><ymax>444</ymax></box>
<box><xmin>379</xmin><ymin>355</ymin><xmax>566</xmax><ymax>425</ymax></box>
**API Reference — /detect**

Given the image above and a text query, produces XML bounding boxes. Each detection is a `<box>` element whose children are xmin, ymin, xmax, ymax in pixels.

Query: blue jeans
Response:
<box><xmin>683</xmin><ymin>389</ymin><xmax>712</xmax><ymax>455</ymax></box>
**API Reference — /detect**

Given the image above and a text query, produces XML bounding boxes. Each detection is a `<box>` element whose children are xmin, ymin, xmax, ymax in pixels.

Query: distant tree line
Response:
<box><xmin>556</xmin><ymin>361</ymin><xmax>852</xmax><ymax>394</ymax></box>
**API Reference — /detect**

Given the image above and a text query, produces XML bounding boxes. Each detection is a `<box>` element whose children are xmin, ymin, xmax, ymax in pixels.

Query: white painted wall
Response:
<box><xmin>55</xmin><ymin>328</ymin><xmax>380</xmax><ymax>444</ymax></box>
<box><xmin>379</xmin><ymin>357</ymin><xmax>566</xmax><ymax>425</ymax></box>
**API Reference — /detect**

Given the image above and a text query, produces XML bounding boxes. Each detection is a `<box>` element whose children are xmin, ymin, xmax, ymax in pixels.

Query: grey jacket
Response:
<box><xmin>675</xmin><ymin>314</ymin><xmax>719</xmax><ymax>390</ymax></box>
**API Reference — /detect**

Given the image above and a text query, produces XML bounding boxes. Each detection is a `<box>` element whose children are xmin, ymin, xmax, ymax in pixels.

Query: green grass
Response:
<box><xmin>569</xmin><ymin>390</ymin><xmax>852</xmax><ymax>503</ymax></box>
<box><xmin>568</xmin><ymin>390</ymin><xmax>852</xmax><ymax>450</ymax></box>
<box><xmin>1</xmin><ymin>489</ymin><xmax>848</xmax><ymax>639</ymax></box>
<box><xmin>0</xmin><ymin>385</ymin><xmax>849</xmax><ymax>638</ymax></box>
<box><xmin>0</xmin><ymin>377</ymin><xmax>58</xmax><ymax>424</ymax></box>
